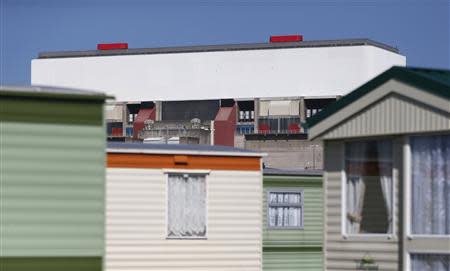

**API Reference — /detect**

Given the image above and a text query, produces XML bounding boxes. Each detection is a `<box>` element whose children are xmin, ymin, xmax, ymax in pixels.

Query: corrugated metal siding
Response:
<box><xmin>262</xmin><ymin>176</ymin><xmax>323</xmax><ymax>271</ymax></box>
<box><xmin>263</xmin><ymin>250</ymin><xmax>322</xmax><ymax>271</ymax></box>
<box><xmin>322</xmin><ymin>93</ymin><xmax>450</xmax><ymax>139</ymax></box>
<box><xmin>106</xmin><ymin>168</ymin><xmax>262</xmax><ymax>271</ymax></box>
<box><xmin>324</xmin><ymin>141</ymin><xmax>400</xmax><ymax>271</ymax></box>
<box><xmin>0</xmin><ymin>122</ymin><xmax>105</xmax><ymax>257</ymax></box>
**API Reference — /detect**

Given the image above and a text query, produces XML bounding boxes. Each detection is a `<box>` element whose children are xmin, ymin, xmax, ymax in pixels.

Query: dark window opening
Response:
<box><xmin>305</xmin><ymin>98</ymin><xmax>336</xmax><ymax>118</ymax></box>
<box><xmin>237</xmin><ymin>101</ymin><xmax>255</xmax><ymax>122</ymax></box>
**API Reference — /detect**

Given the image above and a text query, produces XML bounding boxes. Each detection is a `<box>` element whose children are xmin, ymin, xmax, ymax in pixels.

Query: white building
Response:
<box><xmin>32</xmin><ymin>37</ymin><xmax>407</xmax><ymax>169</ymax></box>
<box><xmin>32</xmin><ymin>38</ymin><xmax>405</xmax><ymax>102</ymax></box>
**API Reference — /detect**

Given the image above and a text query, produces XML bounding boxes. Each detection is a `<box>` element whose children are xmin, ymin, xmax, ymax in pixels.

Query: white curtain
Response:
<box><xmin>411</xmin><ymin>254</ymin><xmax>450</xmax><ymax>271</ymax></box>
<box><xmin>346</xmin><ymin>176</ymin><xmax>366</xmax><ymax>233</ymax></box>
<box><xmin>346</xmin><ymin>141</ymin><xmax>367</xmax><ymax>234</ymax></box>
<box><xmin>411</xmin><ymin>135</ymin><xmax>450</xmax><ymax>235</ymax></box>
<box><xmin>268</xmin><ymin>192</ymin><xmax>301</xmax><ymax>227</ymax></box>
<box><xmin>378</xmin><ymin>141</ymin><xmax>393</xmax><ymax>234</ymax></box>
<box><xmin>168</xmin><ymin>174</ymin><xmax>206</xmax><ymax>237</ymax></box>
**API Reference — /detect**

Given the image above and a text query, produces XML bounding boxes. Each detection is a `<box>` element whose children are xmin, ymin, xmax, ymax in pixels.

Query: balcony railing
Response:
<box><xmin>258</xmin><ymin>116</ymin><xmax>302</xmax><ymax>134</ymax></box>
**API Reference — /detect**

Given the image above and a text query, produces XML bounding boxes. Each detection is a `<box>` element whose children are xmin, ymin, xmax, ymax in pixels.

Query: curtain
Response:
<box><xmin>268</xmin><ymin>192</ymin><xmax>301</xmax><ymax>227</ymax></box>
<box><xmin>411</xmin><ymin>254</ymin><xmax>450</xmax><ymax>271</ymax></box>
<box><xmin>346</xmin><ymin>141</ymin><xmax>367</xmax><ymax>234</ymax></box>
<box><xmin>346</xmin><ymin>176</ymin><xmax>366</xmax><ymax>233</ymax></box>
<box><xmin>411</xmin><ymin>135</ymin><xmax>450</xmax><ymax>235</ymax></box>
<box><xmin>378</xmin><ymin>141</ymin><xmax>393</xmax><ymax>234</ymax></box>
<box><xmin>168</xmin><ymin>174</ymin><xmax>206</xmax><ymax>237</ymax></box>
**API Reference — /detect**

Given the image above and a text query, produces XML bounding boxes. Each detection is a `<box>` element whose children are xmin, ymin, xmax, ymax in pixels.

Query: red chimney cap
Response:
<box><xmin>269</xmin><ymin>35</ymin><xmax>303</xmax><ymax>43</ymax></box>
<box><xmin>97</xmin><ymin>43</ymin><xmax>128</xmax><ymax>50</ymax></box>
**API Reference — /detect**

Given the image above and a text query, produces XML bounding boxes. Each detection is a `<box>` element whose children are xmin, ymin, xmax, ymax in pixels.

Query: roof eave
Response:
<box><xmin>107</xmin><ymin>148</ymin><xmax>267</xmax><ymax>158</ymax></box>
<box><xmin>307</xmin><ymin>66</ymin><xmax>450</xmax><ymax>131</ymax></box>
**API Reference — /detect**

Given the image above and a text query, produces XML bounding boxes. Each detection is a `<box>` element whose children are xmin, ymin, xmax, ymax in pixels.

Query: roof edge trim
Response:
<box><xmin>107</xmin><ymin>148</ymin><xmax>267</xmax><ymax>158</ymax></box>
<box><xmin>306</xmin><ymin>66</ymin><xmax>450</xmax><ymax>130</ymax></box>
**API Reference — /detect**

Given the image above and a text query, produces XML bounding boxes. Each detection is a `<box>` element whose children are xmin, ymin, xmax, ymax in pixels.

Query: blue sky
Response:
<box><xmin>1</xmin><ymin>0</ymin><xmax>449</xmax><ymax>85</ymax></box>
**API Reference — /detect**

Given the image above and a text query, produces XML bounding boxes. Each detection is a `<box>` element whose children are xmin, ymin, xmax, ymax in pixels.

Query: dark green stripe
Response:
<box><xmin>0</xmin><ymin>257</ymin><xmax>102</xmax><ymax>271</ymax></box>
<box><xmin>0</xmin><ymin>97</ymin><xmax>103</xmax><ymax>126</ymax></box>
<box><xmin>263</xmin><ymin>246</ymin><xmax>322</xmax><ymax>252</ymax></box>
<box><xmin>264</xmin><ymin>177</ymin><xmax>322</xmax><ymax>187</ymax></box>
<box><xmin>0</xmin><ymin>90</ymin><xmax>111</xmax><ymax>101</ymax></box>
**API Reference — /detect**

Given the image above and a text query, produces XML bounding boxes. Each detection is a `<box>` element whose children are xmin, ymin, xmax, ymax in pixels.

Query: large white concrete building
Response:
<box><xmin>31</xmin><ymin>37</ymin><xmax>407</xmax><ymax>169</ymax></box>
<box><xmin>32</xmin><ymin>38</ymin><xmax>405</xmax><ymax>102</ymax></box>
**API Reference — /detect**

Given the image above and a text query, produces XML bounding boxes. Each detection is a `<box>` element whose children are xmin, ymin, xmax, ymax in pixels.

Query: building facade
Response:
<box><xmin>106</xmin><ymin>143</ymin><xmax>264</xmax><ymax>271</ymax></box>
<box><xmin>263</xmin><ymin>169</ymin><xmax>323</xmax><ymax>271</ymax></box>
<box><xmin>32</xmin><ymin>37</ymin><xmax>406</xmax><ymax>169</ymax></box>
<box><xmin>0</xmin><ymin>86</ymin><xmax>109</xmax><ymax>270</ymax></box>
<box><xmin>308</xmin><ymin>67</ymin><xmax>450</xmax><ymax>271</ymax></box>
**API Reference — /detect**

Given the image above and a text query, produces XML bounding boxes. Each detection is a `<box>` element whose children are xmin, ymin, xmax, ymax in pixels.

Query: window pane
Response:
<box><xmin>288</xmin><ymin>193</ymin><xmax>301</xmax><ymax>204</ymax></box>
<box><xmin>268</xmin><ymin>207</ymin><xmax>277</xmax><ymax>227</ymax></box>
<box><xmin>269</xmin><ymin>207</ymin><xmax>301</xmax><ymax>227</ymax></box>
<box><xmin>269</xmin><ymin>192</ymin><xmax>278</xmax><ymax>204</ymax></box>
<box><xmin>168</xmin><ymin>174</ymin><xmax>206</xmax><ymax>237</ymax></box>
<box><xmin>411</xmin><ymin>134</ymin><xmax>450</xmax><ymax>235</ymax></box>
<box><xmin>345</xmin><ymin>140</ymin><xmax>393</xmax><ymax>234</ymax></box>
<box><xmin>277</xmin><ymin>193</ymin><xmax>284</xmax><ymax>203</ymax></box>
<box><xmin>288</xmin><ymin>207</ymin><xmax>301</xmax><ymax>227</ymax></box>
<box><xmin>269</xmin><ymin>192</ymin><xmax>301</xmax><ymax>205</ymax></box>
<box><xmin>411</xmin><ymin>254</ymin><xmax>450</xmax><ymax>271</ymax></box>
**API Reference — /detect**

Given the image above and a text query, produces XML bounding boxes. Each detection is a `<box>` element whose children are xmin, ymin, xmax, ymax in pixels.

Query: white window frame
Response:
<box><xmin>406</xmin><ymin>252</ymin><xmax>450</xmax><ymax>271</ymax></box>
<box><xmin>165</xmin><ymin>169</ymin><xmax>209</xmax><ymax>240</ymax></box>
<box><xmin>267</xmin><ymin>188</ymin><xmax>304</xmax><ymax>230</ymax></box>
<box><xmin>404</xmin><ymin>135</ymin><xmax>450</xmax><ymax>239</ymax></box>
<box><xmin>341</xmin><ymin>139</ymin><xmax>396</xmax><ymax>239</ymax></box>
<box><xmin>403</xmin><ymin>134</ymin><xmax>450</xmax><ymax>271</ymax></box>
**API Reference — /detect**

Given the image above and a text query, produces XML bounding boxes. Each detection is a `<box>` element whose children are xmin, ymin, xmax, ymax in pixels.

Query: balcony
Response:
<box><xmin>258</xmin><ymin>116</ymin><xmax>302</xmax><ymax>134</ymax></box>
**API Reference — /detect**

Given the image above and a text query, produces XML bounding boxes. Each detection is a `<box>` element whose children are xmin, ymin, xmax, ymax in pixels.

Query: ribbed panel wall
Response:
<box><xmin>324</xmin><ymin>141</ymin><xmax>400</xmax><ymax>271</ymax></box>
<box><xmin>262</xmin><ymin>176</ymin><xmax>323</xmax><ymax>271</ymax></box>
<box><xmin>106</xmin><ymin>168</ymin><xmax>262</xmax><ymax>271</ymax></box>
<box><xmin>0</xmin><ymin>122</ymin><xmax>105</xmax><ymax>257</ymax></box>
<box><xmin>263</xmin><ymin>177</ymin><xmax>323</xmax><ymax>247</ymax></box>
<box><xmin>263</xmin><ymin>250</ymin><xmax>322</xmax><ymax>271</ymax></box>
<box><xmin>323</xmin><ymin>94</ymin><xmax>450</xmax><ymax>139</ymax></box>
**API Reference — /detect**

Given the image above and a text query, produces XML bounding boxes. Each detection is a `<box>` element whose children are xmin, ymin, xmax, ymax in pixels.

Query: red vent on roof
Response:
<box><xmin>269</xmin><ymin>35</ymin><xmax>303</xmax><ymax>43</ymax></box>
<box><xmin>97</xmin><ymin>43</ymin><xmax>128</xmax><ymax>50</ymax></box>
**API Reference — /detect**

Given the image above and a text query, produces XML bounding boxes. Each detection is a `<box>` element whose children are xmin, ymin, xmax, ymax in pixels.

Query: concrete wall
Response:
<box><xmin>32</xmin><ymin>46</ymin><xmax>405</xmax><ymax>102</ymax></box>
<box><xmin>245</xmin><ymin>139</ymin><xmax>323</xmax><ymax>169</ymax></box>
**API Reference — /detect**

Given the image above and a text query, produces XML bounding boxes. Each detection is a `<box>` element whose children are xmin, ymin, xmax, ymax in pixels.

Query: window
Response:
<box><xmin>267</xmin><ymin>190</ymin><xmax>303</xmax><ymax>229</ymax></box>
<box><xmin>128</xmin><ymin>113</ymin><xmax>137</xmax><ymax>123</ymax></box>
<box><xmin>167</xmin><ymin>174</ymin><xmax>206</xmax><ymax>238</ymax></box>
<box><xmin>410</xmin><ymin>134</ymin><xmax>450</xmax><ymax>236</ymax></box>
<box><xmin>344</xmin><ymin>140</ymin><xmax>393</xmax><ymax>235</ymax></box>
<box><xmin>410</xmin><ymin>254</ymin><xmax>450</xmax><ymax>271</ymax></box>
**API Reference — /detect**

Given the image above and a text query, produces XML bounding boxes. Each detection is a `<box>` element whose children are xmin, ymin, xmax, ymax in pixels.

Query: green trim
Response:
<box><xmin>263</xmin><ymin>246</ymin><xmax>322</xmax><ymax>252</ymax></box>
<box><xmin>0</xmin><ymin>97</ymin><xmax>104</xmax><ymax>126</ymax></box>
<box><xmin>264</xmin><ymin>180</ymin><xmax>322</xmax><ymax>187</ymax></box>
<box><xmin>264</xmin><ymin>176</ymin><xmax>322</xmax><ymax>186</ymax></box>
<box><xmin>0</xmin><ymin>257</ymin><xmax>102</xmax><ymax>271</ymax></box>
<box><xmin>307</xmin><ymin>66</ymin><xmax>450</xmax><ymax>129</ymax></box>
